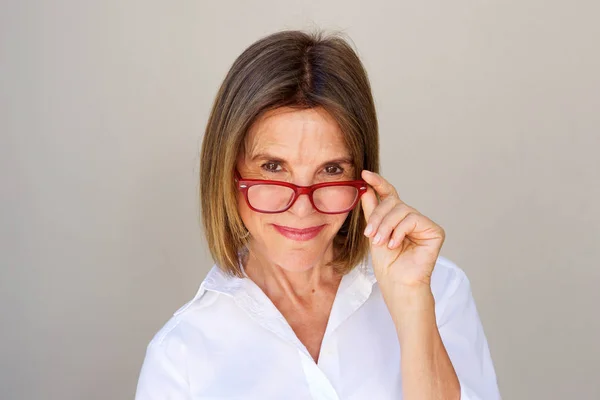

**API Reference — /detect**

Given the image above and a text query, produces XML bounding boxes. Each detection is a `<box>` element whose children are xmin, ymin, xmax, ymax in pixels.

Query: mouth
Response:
<box><xmin>272</xmin><ymin>224</ymin><xmax>326</xmax><ymax>242</ymax></box>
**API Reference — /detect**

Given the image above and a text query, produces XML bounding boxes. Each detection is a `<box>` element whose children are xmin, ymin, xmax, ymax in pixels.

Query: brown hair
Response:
<box><xmin>200</xmin><ymin>30</ymin><xmax>379</xmax><ymax>277</ymax></box>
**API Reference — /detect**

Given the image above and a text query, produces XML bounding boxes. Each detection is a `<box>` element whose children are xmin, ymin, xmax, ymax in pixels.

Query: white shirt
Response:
<box><xmin>135</xmin><ymin>255</ymin><xmax>500</xmax><ymax>399</ymax></box>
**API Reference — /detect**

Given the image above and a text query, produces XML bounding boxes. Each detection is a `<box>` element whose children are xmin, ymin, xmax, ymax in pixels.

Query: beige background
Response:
<box><xmin>1</xmin><ymin>1</ymin><xmax>599</xmax><ymax>399</ymax></box>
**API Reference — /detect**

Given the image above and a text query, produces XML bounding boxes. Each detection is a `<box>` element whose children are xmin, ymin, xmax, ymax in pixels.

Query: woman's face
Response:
<box><xmin>237</xmin><ymin>107</ymin><xmax>355</xmax><ymax>272</ymax></box>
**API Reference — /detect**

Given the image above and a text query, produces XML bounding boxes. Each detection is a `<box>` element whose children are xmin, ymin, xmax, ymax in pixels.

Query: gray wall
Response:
<box><xmin>1</xmin><ymin>1</ymin><xmax>599</xmax><ymax>399</ymax></box>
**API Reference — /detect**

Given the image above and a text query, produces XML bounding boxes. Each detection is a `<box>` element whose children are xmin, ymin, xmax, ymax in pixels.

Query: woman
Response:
<box><xmin>135</xmin><ymin>30</ymin><xmax>500</xmax><ymax>399</ymax></box>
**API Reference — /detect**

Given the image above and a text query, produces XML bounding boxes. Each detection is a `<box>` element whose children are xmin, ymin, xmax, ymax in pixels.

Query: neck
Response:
<box><xmin>242</xmin><ymin>243</ymin><xmax>341</xmax><ymax>306</ymax></box>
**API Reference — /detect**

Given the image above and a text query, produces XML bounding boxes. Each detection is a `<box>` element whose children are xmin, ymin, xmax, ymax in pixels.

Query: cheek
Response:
<box><xmin>237</xmin><ymin>193</ymin><xmax>256</xmax><ymax>229</ymax></box>
<box><xmin>237</xmin><ymin>193</ymin><xmax>272</xmax><ymax>235</ymax></box>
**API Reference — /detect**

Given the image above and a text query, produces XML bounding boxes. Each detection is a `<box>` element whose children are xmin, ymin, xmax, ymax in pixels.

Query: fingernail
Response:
<box><xmin>364</xmin><ymin>224</ymin><xmax>373</xmax><ymax>236</ymax></box>
<box><xmin>372</xmin><ymin>234</ymin><xmax>381</xmax><ymax>245</ymax></box>
<box><xmin>388</xmin><ymin>239</ymin><xmax>395</xmax><ymax>248</ymax></box>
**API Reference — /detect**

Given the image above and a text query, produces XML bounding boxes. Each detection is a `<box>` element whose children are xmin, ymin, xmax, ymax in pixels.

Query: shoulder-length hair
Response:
<box><xmin>200</xmin><ymin>30</ymin><xmax>379</xmax><ymax>277</ymax></box>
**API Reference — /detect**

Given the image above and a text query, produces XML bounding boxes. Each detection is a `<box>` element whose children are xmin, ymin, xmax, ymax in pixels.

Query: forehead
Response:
<box><xmin>243</xmin><ymin>107</ymin><xmax>350</xmax><ymax>161</ymax></box>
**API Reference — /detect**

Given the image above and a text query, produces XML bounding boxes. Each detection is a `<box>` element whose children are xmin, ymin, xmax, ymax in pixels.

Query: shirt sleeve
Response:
<box><xmin>436</xmin><ymin>267</ymin><xmax>501</xmax><ymax>400</ymax></box>
<box><xmin>135</xmin><ymin>321</ymin><xmax>192</xmax><ymax>400</ymax></box>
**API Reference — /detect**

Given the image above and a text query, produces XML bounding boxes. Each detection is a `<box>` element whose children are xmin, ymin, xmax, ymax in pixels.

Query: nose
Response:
<box><xmin>288</xmin><ymin>192</ymin><xmax>316</xmax><ymax>217</ymax></box>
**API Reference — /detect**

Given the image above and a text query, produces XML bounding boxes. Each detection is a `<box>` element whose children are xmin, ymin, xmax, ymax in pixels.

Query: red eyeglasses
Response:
<box><xmin>235</xmin><ymin>170</ymin><xmax>367</xmax><ymax>214</ymax></box>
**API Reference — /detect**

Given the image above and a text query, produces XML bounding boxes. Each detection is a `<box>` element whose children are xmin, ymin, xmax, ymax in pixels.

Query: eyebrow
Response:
<box><xmin>249</xmin><ymin>152</ymin><xmax>354</xmax><ymax>168</ymax></box>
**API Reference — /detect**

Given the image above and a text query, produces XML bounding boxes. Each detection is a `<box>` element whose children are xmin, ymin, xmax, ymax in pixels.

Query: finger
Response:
<box><xmin>387</xmin><ymin>213</ymin><xmax>445</xmax><ymax>249</ymax></box>
<box><xmin>387</xmin><ymin>212</ymin><xmax>420</xmax><ymax>249</ymax></box>
<box><xmin>364</xmin><ymin>197</ymin><xmax>403</xmax><ymax>239</ymax></box>
<box><xmin>360</xmin><ymin>186</ymin><xmax>378</xmax><ymax>223</ymax></box>
<box><xmin>370</xmin><ymin>204</ymin><xmax>416</xmax><ymax>246</ymax></box>
<box><xmin>361</xmin><ymin>170</ymin><xmax>399</xmax><ymax>201</ymax></box>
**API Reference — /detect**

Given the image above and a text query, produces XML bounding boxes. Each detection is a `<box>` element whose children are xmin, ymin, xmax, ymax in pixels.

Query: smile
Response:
<box><xmin>272</xmin><ymin>224</ymin><xmax>326</xmax><ymax>241</ymax></box>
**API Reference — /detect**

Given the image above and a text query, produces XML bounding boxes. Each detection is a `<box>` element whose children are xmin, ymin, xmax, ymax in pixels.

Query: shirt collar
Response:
<box><xmin>176</xmin><ymin>254</ymin><xmax>377</xmax><ymax>316</ymax></box>
<box><xmin>175</xmin><ymin>254</ymin><xmax>377</xmax><ymax>358</ymax></box>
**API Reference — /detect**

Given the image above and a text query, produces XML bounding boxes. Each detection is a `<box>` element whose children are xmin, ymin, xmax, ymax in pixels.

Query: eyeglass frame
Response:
<box><xmin>234</xmin><ymin>170</ymin><xmax>368</xmax><ymax>214</ymax></box>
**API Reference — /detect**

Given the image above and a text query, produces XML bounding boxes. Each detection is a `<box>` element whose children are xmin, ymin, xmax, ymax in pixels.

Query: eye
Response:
<box><xmin>261</xmin><ymin>161</ymin><xmax>282</xmax><ymax>173</ymax></box>
<box><xmin>324</xmin><ymin>165</ymin><xmax>344</xmax><ymax>175</ymax></box>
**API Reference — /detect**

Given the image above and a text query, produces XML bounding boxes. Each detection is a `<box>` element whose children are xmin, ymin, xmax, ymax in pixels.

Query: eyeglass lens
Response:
<box><xmin>246</xmin><ymin>184</ymin><xmax>359</xmax><ymax>213</ymax></box>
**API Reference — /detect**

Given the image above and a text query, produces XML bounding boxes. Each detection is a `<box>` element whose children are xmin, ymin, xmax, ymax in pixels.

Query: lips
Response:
<box><xmin>272</xmin><ymin>224</ymin><xmax>325</xmax><ymax>241</ymax></box>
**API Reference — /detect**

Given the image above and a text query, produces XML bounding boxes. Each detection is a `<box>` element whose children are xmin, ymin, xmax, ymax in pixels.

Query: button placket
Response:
<box><xmin>300</xmin><ymin>349</ymin><xmax>340</xmax><ymax>400</ymax></box>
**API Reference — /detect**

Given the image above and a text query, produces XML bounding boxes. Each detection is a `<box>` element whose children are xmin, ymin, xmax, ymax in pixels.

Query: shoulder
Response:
<box><xmin>431</xmin><ymin>255</ymin><xmax>469</xmax><ymax>294</ymax></box>
<box><xmin>147</xmin><ymin>294</ymin><xmax>216</xmax><ymax>345</ymax></box>
<box><xmin>148</xmin><ymin>289</ymin><xmax>225</xmax><ymax>354</ymax></box>
<box><xmin>144</xmin><ymin>263</ymin><xmax>245</xmax><ymax>352</ymax></box>
<box><xmin>430</xmin><ymin>256</ymin><xmax>477</xmax><ymax>324</ymax></box>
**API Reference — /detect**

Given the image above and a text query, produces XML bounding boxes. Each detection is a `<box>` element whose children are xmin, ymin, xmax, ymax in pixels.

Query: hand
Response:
<box><xmin>361</xmin><ymin>171</ymin><xmax>460</xmax><ymax>398</ymax></box>
<box><xmin>360</xmin><ymin>170</ymin><xmax>446</xmax><ymax>290</ymax></box>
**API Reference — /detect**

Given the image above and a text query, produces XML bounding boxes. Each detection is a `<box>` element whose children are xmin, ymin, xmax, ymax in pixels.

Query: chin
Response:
<box><xmin>251</xmin><ymin>227</ymin><xmax>337</xmax><ymax>272</ymax></box>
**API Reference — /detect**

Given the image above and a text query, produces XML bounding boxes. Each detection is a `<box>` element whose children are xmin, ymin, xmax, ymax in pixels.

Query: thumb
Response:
<box><xmin>360</xmin><ymin>186</ymin><xmax>378</xmax><ymax>223</ymax></box>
